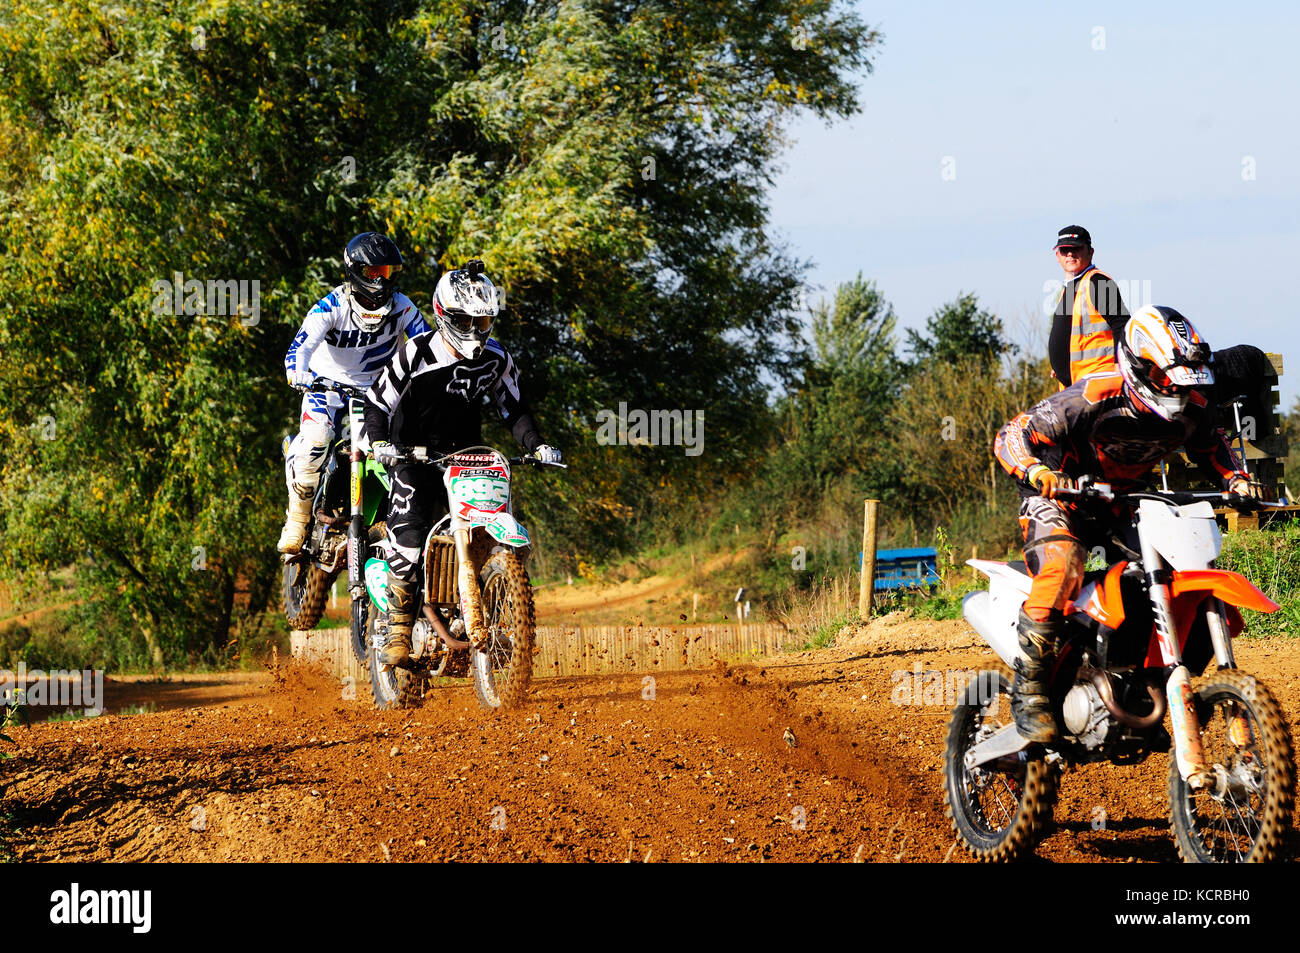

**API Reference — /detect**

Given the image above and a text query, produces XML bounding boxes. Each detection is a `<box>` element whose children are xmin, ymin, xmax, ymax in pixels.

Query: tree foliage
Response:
<box><xmin>775</xmin><ymin>275</ymin><xmax>903</xmax><ymax>505</ymax></box>
<box><xmin>0</xmin><ymin>0</ymin><xmax>878</xmax><ymax>664</ymax></box>
<box><xmin>905</xmin><ymin>291</ymin><xmax>1015</xmax><ymax>368</ymax></box>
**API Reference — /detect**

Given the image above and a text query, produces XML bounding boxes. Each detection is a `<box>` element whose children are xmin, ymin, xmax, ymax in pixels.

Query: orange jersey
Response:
<box><xmin>995</xmin><ymin>372</ymin><xmax>1246</xmax><ymax>494</ymax></box>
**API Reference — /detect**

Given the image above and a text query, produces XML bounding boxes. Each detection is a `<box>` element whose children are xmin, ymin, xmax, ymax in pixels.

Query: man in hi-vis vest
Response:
<box><xmin>1049</xmin><ymin>225</ymin><xmax>1129</xmax><ymax>388</ymax></box>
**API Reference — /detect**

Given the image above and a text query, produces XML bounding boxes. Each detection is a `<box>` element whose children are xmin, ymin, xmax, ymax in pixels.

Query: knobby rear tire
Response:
<box><xmin>283</xmin><ymin>562</ymin><xmax>335</xmax><ymax>631</ymax></box>
<box><xmin>349</xmin><ymin>521</ymin><xmax>388</xmax><ymax>666</ymax></box>
<box><xmin>366</xmin><ymin>599</ymin><xmax>423</xmax><ymax>711</ymax></box>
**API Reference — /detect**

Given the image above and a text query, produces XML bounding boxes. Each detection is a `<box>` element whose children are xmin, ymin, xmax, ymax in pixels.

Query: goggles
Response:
<box><xmin>436</xmin><ymin>299</ymin><xmax>493</xmax><ymax>333</ymax></box>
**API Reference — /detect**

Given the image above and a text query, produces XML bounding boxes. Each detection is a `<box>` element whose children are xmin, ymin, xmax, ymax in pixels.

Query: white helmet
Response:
<box><xmin>432</xmin><ymin>259</ymin><xmax>499</xmax><ymax>358</ymax></box>
<box><xmin>1117</xmin><ymin>306</ymin><xmax>1215</xmax><ymax>420</ymax></box>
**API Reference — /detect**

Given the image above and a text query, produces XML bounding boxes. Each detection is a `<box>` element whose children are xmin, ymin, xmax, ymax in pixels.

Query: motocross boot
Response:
<box><xmin>276</xmin><ymin>491</ymin><xmax>314</xmax><ymax>555</ymax></box>
<box><xmin>379</xmin><ymin>574</ymin><xmax>415</xmax><ymax>667</ymax></box>
<box><xmin>1011</xmin><ymin>607</ymin><xmax>1062</xmax><ymax>744</ymax></box>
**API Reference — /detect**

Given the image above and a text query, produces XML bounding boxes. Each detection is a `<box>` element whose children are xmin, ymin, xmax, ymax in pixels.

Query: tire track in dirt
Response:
<box><xmin>3</xmin><ymin>615</ymin><xmax>1298</xmax><ymax>862</ymax></box>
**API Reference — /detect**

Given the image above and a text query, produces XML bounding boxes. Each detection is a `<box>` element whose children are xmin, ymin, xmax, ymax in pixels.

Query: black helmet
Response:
<box><xmin>342</xmin><ymin>232</ymin><xmax>404</xmax><ymax>331</ymax></box>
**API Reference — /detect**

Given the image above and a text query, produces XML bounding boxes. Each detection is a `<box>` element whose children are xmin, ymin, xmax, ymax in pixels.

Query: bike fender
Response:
<box><xmin>459</xmin><ymin>508</ymin><xmax>530</xmax><ymax>548</ymax></box>
<box><xmin>962</xmin><ymin>589</ymin><xmax>1020</xmax><ymax>670</ymax></box>
<box><xmin>1170</xmin><ymin>569</ymin><xmax>1279</xmax><ymax>614</ymax></box>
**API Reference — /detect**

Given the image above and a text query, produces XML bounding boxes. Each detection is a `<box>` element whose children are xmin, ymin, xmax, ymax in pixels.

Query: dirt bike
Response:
<box><xmin>281</xmin><ymin>379</ymin><xmax>391</xmax><ymax>665</ymax></box>
<box><xmin>362</xmin><ymin>445</ymin><xmax>564</xmax><ymax>711</ymax></box>
<box><xmin>947</xmin><ymin>477</ymin><xmax>1295</xmax><ymax>863</ymax></box>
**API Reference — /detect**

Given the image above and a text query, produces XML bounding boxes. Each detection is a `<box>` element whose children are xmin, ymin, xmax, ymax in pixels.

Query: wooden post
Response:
<box><xmin>692</xmin><ymin>591</ymin><xmax>699</xmax><ymax>622</ymax></box>
<box><xmin>859</xmin><ymin>499</ymin><xmax>880</xmax><ymax>620</ymax></box>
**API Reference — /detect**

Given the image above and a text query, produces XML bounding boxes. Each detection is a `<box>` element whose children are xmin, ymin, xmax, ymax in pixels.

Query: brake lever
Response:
<box><xmin>1055</xmin><ymin>478</ymin><xmax>1114</xmax><ymax>503</ymax></box>
<box><xmin>508</xmin><ymin>456</ymin><xmax>568</xmax><ymax>469</ymax></box>
<box><xmin>1222</xmin><ymin>492</ymin><xmax>1286</xmax><ymax>510</ymax></box>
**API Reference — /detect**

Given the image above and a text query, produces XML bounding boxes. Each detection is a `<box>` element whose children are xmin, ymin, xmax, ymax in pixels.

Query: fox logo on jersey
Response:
<box><xmin>447</xmin><ymin>356</ymin><xmax>503</xmax><ymax>402</ymax></box>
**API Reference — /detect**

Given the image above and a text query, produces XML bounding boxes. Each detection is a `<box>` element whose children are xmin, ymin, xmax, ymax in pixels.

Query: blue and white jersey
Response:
<box><xmin>284</xmin><ymin>286</ymin><xmax>431</xmax><ymax>390</ymax></box>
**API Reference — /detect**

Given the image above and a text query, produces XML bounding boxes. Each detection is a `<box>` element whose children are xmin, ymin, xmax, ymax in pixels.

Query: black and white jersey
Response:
<box><xmin>363</xmin><ymin>331</ymin><xmax>543</xmax><ymax>454</ymax></box>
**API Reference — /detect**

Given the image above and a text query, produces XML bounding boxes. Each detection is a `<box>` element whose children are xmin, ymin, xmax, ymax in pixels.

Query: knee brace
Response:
<box><xmin>286</xmin><ymin>419</ymin><xmax>335</xmax><ymax>495</ymax></box>
<box><xmin>385</xmin><ymin>533</ymin><xmax>422</xmax><ymax>583</ymax></box>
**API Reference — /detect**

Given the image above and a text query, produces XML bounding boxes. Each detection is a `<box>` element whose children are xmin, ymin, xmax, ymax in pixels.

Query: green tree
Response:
<box><xmin>0</xmin><ymin>0</ymin><xmax>878</xmax><ymax>664</ymax></box>
<box><xmin>905</xmin><ymin>291</ymin><xmax>1015</xmax><ymax>368</ymax></box>
<box><xmin>1283</xmin><ymin>395</ymin><xmax>1300</xmax><ymax>501</ymax></box>
<box><xmin>770</xmin><ymin>275</ymin><xmax>904</xmax><ymax>507</ymax></box>
<box><xmin>887</xmin><ymin>353</ymin><xmax>1053</xmax><ymax>529</ymax></box>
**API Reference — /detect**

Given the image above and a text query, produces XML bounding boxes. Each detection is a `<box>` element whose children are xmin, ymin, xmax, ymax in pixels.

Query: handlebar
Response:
<box><xmin>1053</xmin><ymin>476</ymin><xmax>1284</xmax><ymax>511</ymax></box>
<box><xmin>378</xmin><ymin>445</ymin><xmax>567</xmax><ymax>471</ymax></box>
<box><xmin>508</xmin><ymin>455</ymin><xmax>568</xmax><ymax>470</ymax></box>
<box><xmin>303</xmin><ymin>378</ymin><xmax>367</xmax><ymax>400</ymax></box>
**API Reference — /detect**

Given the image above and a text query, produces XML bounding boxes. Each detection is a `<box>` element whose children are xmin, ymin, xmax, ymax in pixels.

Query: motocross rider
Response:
<box><xmin>277</xmin><ymin>232</ymin><xmax>431</xmax><ymax>554</ymax></box>
<box><xmin>363</xmin><ymin>259</ymin><xmax>561</xmax><ymax>667</ymax></box>
<box><xmin>993</xmin><ymin>305</ymin><xmax>1260</xmax><ymax>743</ymax></box>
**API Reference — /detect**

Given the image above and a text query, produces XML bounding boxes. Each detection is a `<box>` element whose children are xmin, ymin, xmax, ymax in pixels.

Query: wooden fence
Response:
<box><xmin>289</xmin><ymin>628</ymin><xmax>367</xmax><ymax>686</ymax></box>
<box><xmin>290</xmin><ymin>622</ymin><xmax>792</xmax><ymax>683</ymax></box>
<box><xmin>533</xmin><ymin>623</ymin><xmax>791</xmax><ymax>677</ymax></box>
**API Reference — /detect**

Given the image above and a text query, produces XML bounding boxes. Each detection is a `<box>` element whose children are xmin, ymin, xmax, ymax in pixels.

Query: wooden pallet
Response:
<box><xmin>1157</xmin><ymin>352</ymin><xmax>1289</xmax><ymax>506</ymax></box>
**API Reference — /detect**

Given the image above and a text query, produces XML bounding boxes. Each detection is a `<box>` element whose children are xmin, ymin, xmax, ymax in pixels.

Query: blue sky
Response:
<box><xmin>768</xmin><ymin>0</ymin><xmax>1300</xmax><ymax>408</ymax></box>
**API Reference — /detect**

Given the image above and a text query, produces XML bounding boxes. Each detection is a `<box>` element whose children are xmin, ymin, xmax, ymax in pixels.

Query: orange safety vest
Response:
<box><xmin>1057</xmin><ymin>266</ymin><xmax>1118</xmax><ymax>387</ymax></box>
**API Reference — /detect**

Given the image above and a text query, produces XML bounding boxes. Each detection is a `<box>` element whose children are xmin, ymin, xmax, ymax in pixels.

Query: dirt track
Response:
<box><xmin>4</xmin><ymin>615</ymin><xmax>1300</xmax><ymax>862</ymax></box>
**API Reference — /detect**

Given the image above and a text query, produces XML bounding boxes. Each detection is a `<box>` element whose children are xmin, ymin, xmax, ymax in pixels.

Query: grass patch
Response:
<box><xmin>117</xmin><ymin>702</ymin><xmax>158</xmax><ymax>716</ymax></box>
<box><xmin>1217</xmin><ymin>520</ymin><xmax>1300</xmax><ymax>638</ymax></box>
<box><xmin>0</xmin><ymin>810</ymin><xmax>17</xmax><ymax>864</ymax></box>
<box><xmin>774</xmin><ymin>575</ymin><xmax>858</xmax><ymax>651</ymax></box>
<box><xmin>800</xmin><ymin>611</ymin><xmax>857</xmax><ymax>651</ymax></box>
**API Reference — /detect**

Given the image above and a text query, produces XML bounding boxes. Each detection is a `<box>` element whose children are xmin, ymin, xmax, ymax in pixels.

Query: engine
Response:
<box><xmin>1062</xmin><ymin>681</ymin><xmax>1111</xmax><ymax>750</ymax></box>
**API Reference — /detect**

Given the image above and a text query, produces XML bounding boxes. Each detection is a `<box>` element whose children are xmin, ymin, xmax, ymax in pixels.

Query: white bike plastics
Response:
<box><xmin>363</xmin><ymin>449</ymin><xmax>529</xmax><ymax>645</ymax></box>
<box><xmin>962</xmin><ymin>491</ymin><xmax>1264</xmax><ymax>788</ymax></box>
<box><xmin>442</xmin><ymin>449</ymin><xmax>529</xmax><ymax>649</ymax></box>
<box><xmin>362</xmin><ymin>446</ymin><xmax>555</xmax><ymax>710</ymax></box>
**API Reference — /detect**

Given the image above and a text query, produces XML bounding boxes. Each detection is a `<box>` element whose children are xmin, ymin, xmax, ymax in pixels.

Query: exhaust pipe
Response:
<box><xmin>422</xmin><ymin>604</ymin><xmax>471</xmax><ymax>650</ymax></box>
<box><xmin>1089</xmin><ymin>668</ymin><xmax>1165</xmax><ymax>729</ymax></box>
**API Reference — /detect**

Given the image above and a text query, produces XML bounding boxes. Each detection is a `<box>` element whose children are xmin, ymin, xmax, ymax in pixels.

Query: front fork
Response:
<box><xmin>1140</xmin><ymin>533</ymin><xmax>1211</xmax><ymax>788</ymax></box>
<box><xmin>454</xmin><ymin>527</ymin><xmax>488</xmax><ymax>650</ymax></box>
<box><xmin>347</xmin><ymin>399</ymin><xmax>365</xmax><ymax>601</ymax></box>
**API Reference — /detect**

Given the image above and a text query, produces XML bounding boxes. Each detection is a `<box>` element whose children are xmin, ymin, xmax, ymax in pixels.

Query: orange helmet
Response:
<box><xmin>1117</xmin><ymin>306</ymin><xmax>1214</xmax><ymax>420</ymax></box>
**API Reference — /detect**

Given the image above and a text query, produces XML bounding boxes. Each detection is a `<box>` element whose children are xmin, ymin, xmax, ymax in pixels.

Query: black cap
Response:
<box><xmin>1054</xmin><ymin>225</ymin><xmax>1091</xmax><ymax>250</ymax></box>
